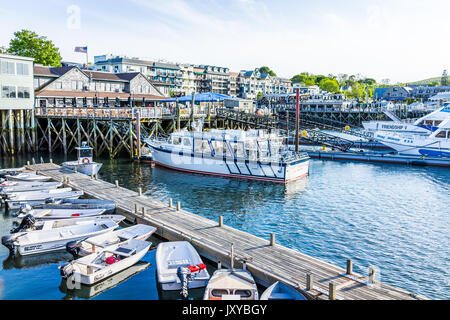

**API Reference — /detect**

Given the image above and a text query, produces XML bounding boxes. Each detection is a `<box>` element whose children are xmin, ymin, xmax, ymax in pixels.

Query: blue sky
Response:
<box><xmin>1</xmin><ymin>0</ymin><xmax>449</xmax><ymax>83</ymax></box>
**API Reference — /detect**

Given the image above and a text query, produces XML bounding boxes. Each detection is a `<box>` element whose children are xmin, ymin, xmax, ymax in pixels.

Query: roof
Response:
<box><xmin>34</xmin><ymin>65</ymin><xmax>143</xmax><ymax>82</ymax></box>
<box><xmin>0</xmin><ymin>53</ymin><xmax>34</xmax><ymax>62</ymax></box>
<box><xmin>374</xmin><ymin>87</ymin><xmax>389</xmax><ymax>98</ymax></box>
<box><xmin>35</xmin><ymin>90</ymin><xmax>165</xmax><ymax>100</ymax></box>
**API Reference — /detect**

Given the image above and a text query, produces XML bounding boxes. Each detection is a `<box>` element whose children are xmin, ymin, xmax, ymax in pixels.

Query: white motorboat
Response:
<box><xmin>156</xmin><ymin>241</ymin><xmax>210</xmax><ymax>293</ymax></box>
<box><xmin>11</xmin><ymin>214</ymin><xmax>125</xmax><ymax>233</ymax></box>
<box><xmin>18</xmin><ymin>207</ymin><xmax>106</xmax><ymax>220</ymax></box>
<box><xmin>203</xmin><ymin>268</ymin><xmax>259</xmax><ymax>300</ymax></box>
<box><xmin>145</xmin><ymin>128</ymin><xmax>310</xmax><ymax>183</ymax></box>
<box><xmin>59</xmin><ymin>238</ymin><xmax>150</xmax><ymax>285</ymax></box>
<box><xmin>1</xmin><ymin>219</ymin><xmax>119</xmax><ymax>256</ymax></box>
<box><xmin>260</xmin><ymin>281</ymin><xmax>307</xmax><ymax>300</ymax></box>
<box><xmin>5</xmin><ymin>187</ymin><xmax>73</xmax><ymax>200</ymax></box>
<box><xmin>62</xmin><ymin>142</ymin><xmax>103</xmax><ymax>176</ymax></box>
<box><xmin>1</xmin><ymin>180</ymin><xmax>51</xmax><ymax>188</ymax></box>
<box><xmin>5</xmin><ymin>172</ymin><xmax>52</xmax><ymax>182</ymax></box>
<box><xmin>1</xmin><ymin>182</ymin><xmax>62</xmax><ymax>196</ymax></box>
<box><xmin>0</xmin><ymin>167</ymin><xmax>26</xmax><ymax>176</ymax></box>
<box><xmin>65</xmin><ymin>224</ymin><xmax>157</xmax><ymax>258</ymax></box>
<box><xmin>6</xmin><ymin>190</ymin><xmax>84</xmax><ymax>209</ymax></box>
<box><xmin>372</xmin><ymin>117</ymin><xmax>450</xmax><ymax>156</ymax></box>
<box><xmin>29</xmin><ymin>199</ymin><xmax>116</xmax><ymax>214</ymax></box>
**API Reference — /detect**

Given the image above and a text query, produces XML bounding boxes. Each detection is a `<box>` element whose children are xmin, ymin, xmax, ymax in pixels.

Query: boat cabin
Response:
<box><xmin>76</xmin><ymin>142</ymin><xmax>94</xmax><ymax>164</ymax></box>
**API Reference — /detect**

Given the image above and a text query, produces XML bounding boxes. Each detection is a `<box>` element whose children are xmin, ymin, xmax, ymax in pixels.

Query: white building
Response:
<box><xmin>239</xmin><ymin>68</ymin><xmax>292</xmax><ymax>99</ymax></box>
<box><xmin>0</xmin><ymin>53</ymin><xmax>34</xmax><ymax>110</ymax></box>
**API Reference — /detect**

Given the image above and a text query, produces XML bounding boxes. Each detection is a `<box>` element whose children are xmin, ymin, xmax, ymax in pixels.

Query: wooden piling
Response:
<box><xmin>329</xmin><ymin>282</ymin><xmax>336</xmax><ymax>300</ymax></box>
<box><xmin>168</xmin><ymin>198</ymin><xmax>173</xmax><ymax>208</ymax></box>
<box><xmin>138</xmin><ymin>187</ymin><xmax>142</xmax><ymax>196</ymax></box>
<box><xmin>219</xmin><ymin>215</ymin><xmax>223</xmax><ymax>227</ymax></box>
<box><xmin>346</xmin><ymin>259</ymin><xmax>353</xmax><ymax>275</ymax></box>
<box><xmin>176</xmin><ymin>201</ymin><xmax>181</xmax><ymax>211</ymax></box>
<box><xmin>306</xmin><ymin>273</ymin><xmax>314</xmax><ymax>291</ymax></box>
<box><xmin>270</xmin><ymin>233</ymin><xmax>276</xmax><ymax>246</ymax></box>
<box><xmin>115</xmin><ymin>180</ymin><xmax>119</xmax><ymax>188</ymax></box>
<box><xmin>369</xmin><ymin>267</ymin><xmax>376</xmax><ymax>284</ymax></box>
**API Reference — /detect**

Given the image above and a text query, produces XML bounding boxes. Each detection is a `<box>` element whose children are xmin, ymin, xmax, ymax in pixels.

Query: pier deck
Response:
<box><xmin>27</xmin><ymin>162</ymin><xmax>427</xmax><ymax>300</ymax></box>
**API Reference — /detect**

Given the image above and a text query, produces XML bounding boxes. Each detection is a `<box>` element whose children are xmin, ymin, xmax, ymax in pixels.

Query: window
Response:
<box><xmin>2</xmin><ymin>86</ymin><xmax>16</xmax><ymax>98</ymax></box>
<box><xmin>72</xmin><ymin>80</ymin><xmax>77</xmax><ymax>90</ymax></box>
<box><xmin>436</xmin><ymin>131</ymin><xmax>447</xmax><ymax>138</ymax></box>
<box><xmin>78</xmin><ymin>81</ymin><xmax>83</xmax><ymax>90</ymax></box>
<box><xmin>16</xmin><ymin>63</ymin><xmax>29</xmax><ymax>75</ymax></box>
<box><xmin>1</xmin><ymin>61</ymin><xmax>15</xmax><ymax>74</ymax></box>
<box><xmin>105</xmin><ymin>83</ymin><xmax>111</xmax><ymax>91</ymax></box>
<box><xmin>55</xmin><ymin>81</ymin><xmax>62</xmax><ymax>89</ymax></box>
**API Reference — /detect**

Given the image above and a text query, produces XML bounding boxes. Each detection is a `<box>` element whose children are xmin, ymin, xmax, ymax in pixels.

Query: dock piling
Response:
<box><xmin>270</xmin><ymin>233</ymin><xmax>276</xmax><ymax>246</ymax></box>
<box><xmin>135</xmin><ymin>203</ymin><xmax>138</xmax><ymax>214</ymax></box>
<box><xmin>141</xmin><ymin>207</ymin><xmax>146</xmax><ymax>217</ymax></box>
<box><xmin>139</xmin><ymin>187</ymin><xmax>142</xmax><ymax>196</ymax></box>
<box><xmin>329</xmin><ymin>282</ymin><xmax>337</xmax><ymax>300</ymax></box>
<box><xmin>176</xmin><ymin>201</ymin><xmax>181</xmax><ymax>211</ymax></box>
<box><xmin>369</xmin><ymin>267</ymin><xmax>376</xmax><ymax>284</ymax></box>
<box><xmin>168</xmin><ymin>198</ymin><xmax>173</xmax><ymax>208</ymax></box>
<box><xmin>115</xmin><ymin>180</ymin><xmax>119</xmax><ymax>188</ymax></box>
<box><xmin>346</xmin><ymin>259</ymin><xmax>353</xmax><ymax>275</ymax></box>
<box><xmin>219</xmin><ymin>215</ymin><xmax>223</xmax><ymax>227</ymax></box>
<box><xmin>306</xmin><ymin>273</ymin><xmax>314</xmax><ymax>291</ymax></box>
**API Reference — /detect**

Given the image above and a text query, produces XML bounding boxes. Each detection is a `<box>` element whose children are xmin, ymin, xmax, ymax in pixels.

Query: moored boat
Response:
<box><xmin>203</xmin><ymin>268</ymin><xmax>259</xmax><ymax>300</ymax></box>
<box><xmin>59</xmin><ymin>238</ymin><xmax>150</xmax><ymax>285</ymax></box>
<box><xmin>18</xmin><ymin>207</ymin><xmax>106</xmax><ymax>220</ymax></box>
<box><xmin>62</xmin><ymin>142</ymin><xmax>102</xmax><ymax>176</ymax></box>
<box><xmin>5</xmin><ymin>172</ymin><xmax>52</xmax><ymax>182</ymax></box>
<box><xmin>0</xmin><ymin>182</ymin><xmax>62</xmax><ymax>196</ymax></box>
<box><xmin>156</xmin><ymin>241</ymin><xmax>210</xmax><ymax>293</ymax></box>
<box><xmin>25</xmin><ymin>199</ymin><xmax>116</xmax><ymax>214</ymax></box>
<box><xmin>6</xmin><ymin>190</ymin><xmax>84</xmax><ymax>209</ymax></box>
<box><xmin>1</xmin><ymin>219</ymin><xmax>119</xmax><ymax>256</ymax></box>
<box><xmin>66</xmin><ymin>224</ymin><xmax>157</xmax><ymax>258</ymax></box>
<box><xmin>260</xmin><ymin>281</ymin><xmax>307</xmax><ymax>300</ymax></box>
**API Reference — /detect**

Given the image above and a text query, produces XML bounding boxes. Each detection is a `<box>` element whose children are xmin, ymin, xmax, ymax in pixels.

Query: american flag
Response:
<box><xmin>74</xmin><ymin>46</ymin><xmax>87</xmax><ymax>53</ymax></box>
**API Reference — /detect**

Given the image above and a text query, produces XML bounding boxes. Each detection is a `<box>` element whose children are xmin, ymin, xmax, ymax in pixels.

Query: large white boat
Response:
<box><xmin>62</xmin><ymin>142</ymin><xmax>103</xmax><ymax>176</ymax></box>
<box><xmin>372</xmin><ymin>117</ymin><xmax>450</xmax><ymax>156</ymax></box>
<box><xmin>144</xmin><ymin>129</ymin><xmax>309</xmax><ymax>183</ymax></box>
<box><xmin>363</xmin><ymin>105</ymin><xmax>450</xmax><ymax>135</ymax></box>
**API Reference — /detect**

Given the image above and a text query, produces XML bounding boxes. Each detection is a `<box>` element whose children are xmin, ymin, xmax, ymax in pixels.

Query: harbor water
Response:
<box><xmin>0</xmin><ymin>154</ymin><xmax>449</xmax><ymax>300</ymax></box>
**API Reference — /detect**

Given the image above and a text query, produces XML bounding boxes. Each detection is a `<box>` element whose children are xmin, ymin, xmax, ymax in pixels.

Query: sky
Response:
<box><xmin>0</xmin><ymin>0</ymin><xmax>449</xmax><ymax>84</ymax></box>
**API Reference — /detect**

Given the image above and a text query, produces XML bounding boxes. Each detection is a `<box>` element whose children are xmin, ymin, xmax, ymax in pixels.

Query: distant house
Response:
<box><xmin>373</xmin><ymin>86</ymin><xmax>412</xmax><ymax>101</ymax></box>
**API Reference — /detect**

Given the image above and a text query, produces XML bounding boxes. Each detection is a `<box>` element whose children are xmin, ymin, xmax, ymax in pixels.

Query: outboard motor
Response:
<box><xmin>10</xmin><ymin>214</ymin><xmax>36</xmax><ymax>233</ymax></box>
<box><xmin>177</xmin><ymin>266</ymin><xmax>192</xmax><ymax>298</ymax></box>
<box><xmin>1</xmin><ymin>234</ymin><xmax>15</xmax><ymax>253</ymax></box>
<box><xmin>66</xmin><ymin>240</ymin><xmax>82</xmax><ymax>258</ymax></box>
<box><xmin>58</xmin><ymin>262</ymin><xmax>74</xmax><ymax>278</ymax></box>
<box><xmin>20</xmin><ymin>203</ymin><xmax>33</xmax><ymax>214</ymax></box>
<box><xmin>45</xmin><ymin>197</ymin><xmax>55</xmax><ymax>204</ymax></box>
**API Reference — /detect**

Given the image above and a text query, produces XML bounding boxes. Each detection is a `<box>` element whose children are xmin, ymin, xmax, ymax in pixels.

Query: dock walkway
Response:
<box><xmin>27</xmin><ymin>162</ymin><xmax>427</xmax><ymax>300</ymax></box>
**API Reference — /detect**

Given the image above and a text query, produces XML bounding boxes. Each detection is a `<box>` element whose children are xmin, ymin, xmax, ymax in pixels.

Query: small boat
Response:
<box><xmin>11</xmin><ymin>214</ymin><xmax>125</xmax><ymax>233</ymax></box>
<box><xmin>1</xmin><ymin>182</ymin><xmax>62</xmax><ymax>196</ymax></box>
<box><xmin>59</xmin><ymin>238</ymin><xmax>150</xmax><ymax>285</ymax></box>
<box><xmin>5</xmin><ymin>187</ymin><xmax>73</xmax><ymax>200</ymax></box>
<box><xmin>1</xmin><ymin>219</ymin><xmax>119</xmax><ymax>256</ymax></box>
<box><xmin>66</xmin><ymin>224</ymin><xmax>157</xmax><ymax>258</ymax></box>
<box><xmin>32</xmin><ymin>199</ymin><xmax>116</xmax><ymax>214</ymax></box>
<box><xmin>59</xmin><ymin>261</ymin><xmax>150</xmax><ymax>299</ymax></box>
<box><xmin>6</xmin><ymin>190</ymin><xmax>84</xmax><ymax>209</ymax></box>
<box><xmin>5</xmin><ymin>172</ymin><xmax>52</xmax><ymax>182</ymax></box>
<box><xmin>203</xmin><ymin>244</ymin><xmax>258</xmax><ymax>300</ymax></box>
<box><xmin>62</xmin><ymin>142</ymin><xmax>103</xmax><ymax>176</ymax></box>
<box><xmin>17</xmin><ymin>207</ymin><xmax>106</xmax><ymax>220</ymax></box>
<box><xmin>203</xmin><ymin>268</ymin><xmax>259</xmax><ymax>300</ymax></box>
<box><xmin>1</xmin><ymin>180</ymin><xmax>51</xmax><ymax>188</ymax></box>
<box><xmin>260</xmin><ymin>281</ymin><xmax>307</xmax><ymax>300</ymax></box>
<box><xmin>0</xmin><ymin>167</ymin><xmax>26</xmax><ymax>176</ymax></box>
<box><xmin>156</xmin><ymin>241</ymin><xmax>210</xmax><ymax>294</ymax></box>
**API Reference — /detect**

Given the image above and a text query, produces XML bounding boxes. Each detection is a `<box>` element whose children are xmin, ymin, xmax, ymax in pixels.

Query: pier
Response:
<box><xmin>25</xmin><ymin>162</ymin><xmax>427</xmax><ymax>300</ymax></box>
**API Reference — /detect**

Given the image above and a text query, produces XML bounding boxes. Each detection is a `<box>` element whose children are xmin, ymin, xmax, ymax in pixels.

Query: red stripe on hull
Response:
<box><xmin>153</xmin><ymin>161</ymin><xmax>308</xmax><ymax>183</ymax></box>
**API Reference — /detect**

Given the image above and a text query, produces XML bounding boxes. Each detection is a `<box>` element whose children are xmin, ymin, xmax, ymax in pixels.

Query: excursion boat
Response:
<box><xmin>28</xmin><ymin>199</ymin><xmax>116</xmax><ymax>214</ymax></box>
<box><xmin>145</xmin><ymin>129</ymin><xmax>310</xmax><ymax>183</ymax></box>
<box><xmin>59</xmin><ymin>238</ymin><xmax>151</xmax><ymax>285</ymax></box>
<box><xmin>260</xmin><ymin>281</ymin><xmax>307</xmax><ymax>300</ymax></box>
<box><xmin>65</xmin><ymin>224</ymin><xmax>157</xmax><ymax>258</ymax></box>
<box><xmin>62</xmin><ymin>142</ymin><xmax>103</xmax><ymax>176</ymax></box>
<box><xmin>11</xmin><ymin>214</ymin><xmax>125</xmax><ymax>234</ymax></box>
<box><xmin>18</xmin><ymin>207</ymin><xmax>107</xmax><ymax>220</ymax></box>
<box><xmin>1</xmin><ymin>219</ymin><xmax>119</xmax><ymax>256</ymax></box>
<box><xmin>156</xmin><ymin>241</ymin><xmax>210</xmax><ymax>293</ymax></box>
<box><xmin>0</xmin><ymin>182</ymin><xmax>62</xmax><ymax>196</ymax></box>
<box><xmin>5</xmin><ymin>172</ymin><xmax>52</xmax><ymax>182</ymax></box>
<box><xmin>363</xmin><ymin>105</ymin><xmax>450</xmax><ymax>135</ymax></box>
<box><xmin>5</xmin><ymin>189</ymin><xmax>84</xmax><ymax>209</ymax></box>
<box><xmin>372</xmin><ymin>117</ymin><xmax>450</xmax><ymax>156</ymax></box>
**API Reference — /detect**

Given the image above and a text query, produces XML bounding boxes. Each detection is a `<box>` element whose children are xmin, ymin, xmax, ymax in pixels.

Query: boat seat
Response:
<box><xmin>59</xmin><ymin>230</ymin><xmax>73</xmax><ymax>238</ymax></box>
<box><xmin>106</xmin><ymin>246</ymin><xmax>136</xmax><ymax>257</ymax></box>
<box><xmin>167</xmin><ymin>259</ymin><xmax>190</xmax><ymax>269</ymax></box>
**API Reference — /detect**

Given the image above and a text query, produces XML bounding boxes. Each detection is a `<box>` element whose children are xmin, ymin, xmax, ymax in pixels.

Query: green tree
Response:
<box><xmin>0</xmin><ymin>46</ymin><xmax>7</xmax><ymax>54</ymax></box>
<box><xmin>7</xmin><ymin>29</ymin><xmax>62</xmax><ymax>66</ymax></box>
<box><xmin>256</xmin><ymin>92</ymin><xmax>264</xmax><ymax>100</ymax></box>
<box><xmin>259</xmin><ymin>66</ymin><xmax>276</xmax><ymax>77</ymax></box>
<box><xmin>319</xmin><ymin>78</ymin><xmax>340</xmax><ymax>93</ymax></box>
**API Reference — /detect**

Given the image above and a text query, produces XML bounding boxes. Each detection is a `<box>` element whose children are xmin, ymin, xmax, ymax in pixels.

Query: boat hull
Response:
<box><xmin>62</xmin><ymin>162</ymin><xmax>103</xmax><ymax>176</ymax></box>
<box><xmin>150</xmin><ymin>145</ymin><xmax>309</xmax><ymax>183</ymax></box>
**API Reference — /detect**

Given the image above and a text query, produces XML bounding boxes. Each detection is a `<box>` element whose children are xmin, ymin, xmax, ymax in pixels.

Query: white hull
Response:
<box><xmin>373</xmin><ymin>132</ymin><xmax>450</xmax><ymax>156</ymax></box>
<box><xmin>362</xmin><ymin>121</ymin><xmax>429</xmax><ymax>134</ymax></box>
<box><xmin>1</xmin><ymin>182</ymin><xmax>62</xmax><ymax>195</ymax></box>
<box><xmin>6</xmin><ymin>191</ymin><xmax>83</xmax><ymax>209</ymax></box>
<box><xmin>5</xmin><ymin>173</ymin><xmax>51</xmax><ymax>182</ymax></box>
<box><xmin>150</xmin><ymin>146</ymin><xmax>309</xmax><ymax>183</ymax></box>
<box><xmin>18</xmin><ymin>208</ymin><xmax>106</xmax><ymax>219</ymax></box>
<box><xmin>62</xmin><ymin>161</ymin><xmax>103</xmax><ymax>176</ymax></box>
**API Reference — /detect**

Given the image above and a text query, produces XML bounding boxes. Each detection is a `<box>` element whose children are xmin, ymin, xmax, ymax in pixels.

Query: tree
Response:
<box><xmin>7</xmin><ymin>29</ymin><xmax>62</xmax><ymax>66</ymax></box>
<box><xmin>319</xmin><ymin>78</ymin><xmax>340</xmax><ymax>93</ymax></box>
<box><xmin>259</xmin><ymin>66</ymin><xmax>276</xmax><ymax>77</ymax></box>
<box><xmin>291</xmin><ymin>72</ymin><xmax>315</xmax><ymax>86</ymax></box>
<box><xmin>0</xmin><ymin>46</ymin><xmax>7</xmax><ymax>54</ymax></box>
<box><xmin>256</xmin><ymin>92</ymin><xmax>264</xmax><ymax>100</ymax></box>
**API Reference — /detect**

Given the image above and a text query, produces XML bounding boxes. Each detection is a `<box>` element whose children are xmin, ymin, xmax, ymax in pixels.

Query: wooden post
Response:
<box><xmin>270</xmin><ymin>233</ymin><xmax>275</xmax><ymax>246</ymax></box>
<box><xmin>176</xmin><ymin>201</ymin><xmax>181</xmax><ymax>211</ymax></box>
<box><xmin>306</xmin><ymin>273</ymin><xmax>314</xmax><ymax>291</ymax></box>
<box><xmin>346</xmin><ymin>259</ymin><xmax>353</xmax><ymax>275</ymax></box>
<box><xmin>27</xmin><ymin>161</ymin><xmax>30</xmax><ymax>166</ymax></box>
<box><xmin>169</xmin><ymin>198</ymin><xmax>173</xmax><ymax>208</ymax></box>
<box><xmin>8</xmin><ymin>110</ymin><xmax>15</xmax><ymax>155</ymax></box>
<box><xmin>219</xmin><ymin>215</ymin><xmax>223</xmax><ymax>227</ymax></box>
<box><xmin>141</xmin><ymin>207</ymin><xmax>145</xmax><ymax>217</ymax></box>
<box><xmin>369</xmin><ymin>267</ymin><xmax>376</xmax><ymax>284</ymax></box>
<box><xmin>115</xmin><ymin>180</ymin><xmax>119</xmax><ymax>188</ymax></box>
<box><xmin>94</xmin><ymin>174</ymin><xmax>98</xmax><ymax>180</ymax></box>
<box><xmin>295</xmin><ymin>87</ymin><xmax>300</xmax><ymax>153</ymax></box>
<box><xmin>138</xmin><ymin>187</ymin><xmax>142</xmax><ymax>196</ymax></box>
<box><xmin>50</xmin><ymin>158</ymin><xmax>53</xmax><ymax>163</ymax></box>
<box><xmin>73</xmin><ymin>166</ymin><xmax>77</xmax><ymax>173</ymax></box>
<box><xmin>135</xmin><ymin>203</ymin><xmax>138</xmax><ymax>214</ymax></box>
<box><xmin>329</xmin><ymin>282</ymin><xmax>336</xmax><ymax>300</ymax></box>
<box><xmin>62</xmin><ymin>119</ymin><xmax>67</xmax><ymax>155</ymax></box>
<box><xmin>217</xmin><ymin>260</ymin><xmax>222</xmax><ymax>269</ymax></box>
<box><xmin>135</xmin><ymin>110</ymin><xmax>141</xmax><ymax>158</ymax></box>
<box><xmin>91</xmin><ymin>173</ymin><xmax>94</xmax><ymax>179</ymax></box>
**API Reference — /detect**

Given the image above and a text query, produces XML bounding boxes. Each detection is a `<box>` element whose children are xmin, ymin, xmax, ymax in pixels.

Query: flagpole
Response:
<box><xmin>86</xmin><ymin>47</ymin><xmax>88</xmax><ymax>69</ymax></box>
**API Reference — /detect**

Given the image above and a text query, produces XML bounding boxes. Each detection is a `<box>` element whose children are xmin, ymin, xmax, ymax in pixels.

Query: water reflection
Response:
<box><xmin>3</xmin><ymin>251</ymin><xmax>72</xmax><ymax>270</ymax></box>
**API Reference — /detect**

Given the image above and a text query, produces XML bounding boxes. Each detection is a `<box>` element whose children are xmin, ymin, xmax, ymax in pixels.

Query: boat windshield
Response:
<box><xmin>78</xmin><ymin>148</ymin><xmax>93</xmax><ymax>158</ymax></box>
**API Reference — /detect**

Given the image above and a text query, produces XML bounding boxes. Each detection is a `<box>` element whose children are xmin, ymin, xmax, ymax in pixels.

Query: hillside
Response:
<box><xmin>407</xmin><ymin>77</ymin><xmax>442</xmax><ymax>85</ymax></box>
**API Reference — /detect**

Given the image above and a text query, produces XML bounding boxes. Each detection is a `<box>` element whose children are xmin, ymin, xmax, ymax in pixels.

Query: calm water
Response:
<box><xmin>0</xmin><ymin>153</ymin><xmax>449</xmax><ymax>300</ymax></box>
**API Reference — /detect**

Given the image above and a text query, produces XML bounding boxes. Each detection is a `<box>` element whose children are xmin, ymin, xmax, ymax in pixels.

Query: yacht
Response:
<box><xmin>372</xmin><ymin>117</ymin><xmax>450</xmax><ymax>156</ymax></box>
<box><xmin>362</xmin><ymin>105</ymin><xmax>450</xmax><ymax>135</ymax></box>
<box><xmin>62</xmin><ymin>142</ymin><xmax>102</xmax><ymax>176</ymax></box>
<box><xmin>144</xmin><ymin>129</ymin><xmax>310</xmax><ymax>183</ymax></box>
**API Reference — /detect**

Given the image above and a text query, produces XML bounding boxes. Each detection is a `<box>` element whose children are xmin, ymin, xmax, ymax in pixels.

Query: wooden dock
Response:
<box><xmin>27</xmin><ymin>162</ymin><xmax>427</xmax><ymax>300</ymax></box>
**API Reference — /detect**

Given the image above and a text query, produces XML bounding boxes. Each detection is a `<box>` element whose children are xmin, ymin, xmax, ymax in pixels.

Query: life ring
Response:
<box><xmin>82</xmin><ymin>158</ymin><xmax>90</xmax><ymax>164</ymax></box>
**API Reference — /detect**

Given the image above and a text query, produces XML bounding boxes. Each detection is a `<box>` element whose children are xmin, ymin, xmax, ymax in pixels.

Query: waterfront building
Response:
<box><xmin>229</xmin><ymin>72</ymin><xmax>240</xmax><ymax>97</ymax></box>
<box><xmin>239</xmin><ymin>68</ymin><xmax>292</xmax><ymax>100</ymax></box>
<box><xmin>0</xmin><ymin>53</ymin><xmax>35</xmax><ymax>154</ymax></box>
<box><xmin>179</xmin><ymin>64</ymin><xmax>196</xmax><ymax>96</ymax></box>
<box><xmin>223</xmin><ymin>97</ymin><xmax>255</xmax><ymax>112</ymax></box>
<box><xmin>197</xmin><ymin>65</ymin><xmax>230</xmax><ymax>95</ymax></box>
<box><xmin>34</xmin><ymin>65</ymin><xmax>164</xmax><ymax>108</ymax></box>
<box><xmin>373</xmin><ymin>86</ymin><xmax>413</xmax><ymax>101</ymax></box>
